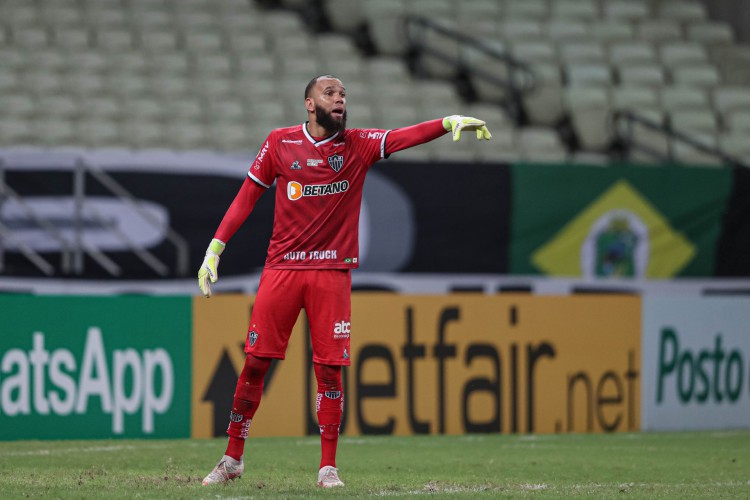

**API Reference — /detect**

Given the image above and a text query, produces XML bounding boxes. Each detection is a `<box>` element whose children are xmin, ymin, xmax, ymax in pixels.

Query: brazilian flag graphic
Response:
<box><xmin>510</xmin><ymin>163</ymin><xmax>733</xmax><ymax>278</ymax></box>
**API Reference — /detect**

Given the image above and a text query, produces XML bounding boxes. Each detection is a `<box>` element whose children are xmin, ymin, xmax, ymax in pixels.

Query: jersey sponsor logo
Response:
<box><xmin>287</xmin><ymin>180</ymin><xmax>349</xmax><ymax>201</ymax></box>
<box><xmin>282</xmin><ymin>139</ymin><xmax>303</xmax><ymax>145</ymax></box>
<box><xmin>328</xmin><ymin>154</ymin><xmax>344</xmax><ymax>172</ymax></box>
<box><xmin>333</xmin><ymin>320</ymin><xmax>351</xmax><ymax>339</ymax></box>
<box><xmin>367</xmin><ymin>131</ymin><xmax>385</xmax><ymax>140</ymax></box>
<box><xmin>333</xmin><ymin>141</ymin><xmax>345</xmax><ymax>147</ymax></box>
<box><xmin>307</xmin><ymin>159</ymin><xmax>323</xmax><ymax>167</ymax></box>
<box><xmin>248</xmin><ymin>329</ymin><xmax>259</xmax><ymax>347</ymax></box>
<box><xmin>283</xmin><ymin>249</ymin><xmax>338</xmax><ymax>261</ymax></box>
<box><xmin>290</xmin><ymin>160</ymin><xmax>301</xmax><ymax>170</ymax></box>
<box><xmin>253</xmin><ymin>141</ymin><xmax>269</xmax><ymax>170</ymax></box>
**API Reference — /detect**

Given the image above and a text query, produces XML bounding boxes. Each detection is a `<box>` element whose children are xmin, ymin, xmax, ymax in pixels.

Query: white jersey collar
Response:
<box><xmin>303</xmin><ymin>122</ymin><xmax>340</xmax><ymax>147</ymax></box>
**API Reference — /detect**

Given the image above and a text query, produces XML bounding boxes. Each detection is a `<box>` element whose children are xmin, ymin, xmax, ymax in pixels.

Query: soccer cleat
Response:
<box><xmin>202</xmin><ymin>455</ymin><xmax>244</xmax><ymax>485</ymax></box>
<box><xmin>317</xmin><ymin>465</ymin><xmax>344</xmax><ymax>488</ymax></box>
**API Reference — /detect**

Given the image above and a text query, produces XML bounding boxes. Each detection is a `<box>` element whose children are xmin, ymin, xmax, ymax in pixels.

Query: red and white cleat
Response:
<box><xmin>202</xmin><ymin>455</ymin><xmax>244</xmax><ymax>485</ymax></box>
<box><xmin>317</xmin><ymin>465</ymin><xmax>344</xmax><ymax>488</ymax></box>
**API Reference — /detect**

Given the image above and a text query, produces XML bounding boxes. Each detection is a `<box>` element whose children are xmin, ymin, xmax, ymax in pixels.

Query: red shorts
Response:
<box><xmin>244</xmin><ymin>268</ymin><xmax>351</xmax><ymax>366</ymax></box>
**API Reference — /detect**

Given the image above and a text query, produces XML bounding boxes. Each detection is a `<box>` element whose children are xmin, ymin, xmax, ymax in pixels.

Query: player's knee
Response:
<box><xmin>314</xmin><ymin>363</ymin><xmax>342</xmax><ymax>391</ymax></box>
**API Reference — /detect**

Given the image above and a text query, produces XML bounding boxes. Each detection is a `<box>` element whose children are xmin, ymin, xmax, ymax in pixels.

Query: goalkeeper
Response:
<box><xmin>198</xmin><ymin>75</ymin><xmax>491</xmax><ymax>488</ymax></box>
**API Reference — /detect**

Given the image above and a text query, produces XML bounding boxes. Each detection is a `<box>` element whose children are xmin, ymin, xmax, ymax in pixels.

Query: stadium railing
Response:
<box><xmin>614</xmin><ymin>110</ymin><xmax>750</xmax><ymax>168</ymax></box>
<box><xmin>0</xmin><ymin>155</ymin><xmax>190</xmax><ymax>278</ymax></box>
<box><xmin>403</xmin><ymin>15</ymin><xmax>537</xmax><ymax>125</ymax></box>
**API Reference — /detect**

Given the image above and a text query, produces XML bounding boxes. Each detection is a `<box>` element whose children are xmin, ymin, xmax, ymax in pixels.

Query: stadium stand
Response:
<box><xmin>0</xmin><ymin>0</ymin><xmax>748</xmax><ymax>165</ymax></box>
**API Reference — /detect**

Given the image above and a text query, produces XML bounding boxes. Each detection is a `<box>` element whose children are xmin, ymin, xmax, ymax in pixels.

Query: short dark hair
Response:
<box><xmin>304</xmin><ymin>74</ymin><xmax>338</xmax><ymax>99</ymax></box>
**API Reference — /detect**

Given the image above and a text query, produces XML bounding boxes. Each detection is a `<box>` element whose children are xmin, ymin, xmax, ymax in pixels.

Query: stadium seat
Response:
<box><xmin>565</xmin><ymin>63</ymin><xmax>612</xmax><ymax>87</ymax></box>
<box><xmin>686</xmin><ymin>21</ymin><xmax>734</xmax><ymax>45</ymax></box>
<box><xmin>506</xmin><ymin>0</ymin><xmax>549</xmax><ymax>19</ymax></box>
<box><xmin>660</xmin><ymin>86</ymin><xmax>709</xmax><ymax>112</ymax></box>
<box><xmin>609</xmin><ymin>42</ymin><xmax>657</xmax><ymax>66</ymax></box>
<box><xmin>564</xmin><ymin>86</ymin><xmax>614</xmax><ymax>151</ymax></box>
<box><xmin>93</xmin><ymin>28</ymin><xmax>134</xmax><ymax>51</ymax></box>
<box><xmin>620</xmin><ymin>109</ymin><xmax>669</xmax><ymax>164</ymax></box>
<box><xmin>657</xmin><ymin>1</ymin><xmax>707</xmax><ymax>22</ymax></box>
<box><xmin>498</xmin><ymin>19</ymin><xmax>543</xmax><ymax>41</ymax></box>
<box><xmin>559</xmin><ymin>42</ymin><xmax>606</xmax><ymax>64</ymax></box>
<box><xmin>712</xmin><ymin>86</ymin><xmax>750</xmax><ymax>125</ymax></box>
<box><xmin>120</xmin><ymin>97</ymin><xmax>164</xmax><ymax>122</ymax></box>
<box><xmin>659</xmin><ymin>42</ymin><xmax>708</xmax><ymax>70</ymax></box>
<box><xmin>79</xmin><ymin>97</ymin><xmax>121</xmax><ymax>121</ymax></box>
<box><xmin>522</xmin><ymin>64</ymin><xmax>565</xmax><ymax>126</ymax></box>
<box><xmin>635</xmin><ymin>20</ymin><xmax>683</xmax><ymax>44</ymax></box>
<box><xmin>719</xmin><ymin>133</ymin><xmax>750</xmax><ymax>162</ymax></box>
<box><xmin>612</xmin><ymin>86</ymin><xmax>659</xmax><ymax>112</ymax></box>
<box><xmin>672</xmin><ymin>132</ymin><xmax>722</xmax><ymax>166</ymax></box>
<box><xmin>671</xmin><ymin>65</ymin><xmax>721</xmax><ymax>88</ymax></box>
<box><xmin>123</xmin><ymin>120</ymin><xmax>168</xmax><ymax>149</ymax></box>
<box><xmin>52</xmin><ymin>27</ymin><xmax>91</xmax><ymax>50</ymax></box>
<box><xmin>33</xmin><ymin>119</ymin><xmax>77</xmax><ymax>148</ymax></box>
<box><xmin>323</xmin><ymin>0</ymin><xmax>365</xmax><ymax>34</ymax></box>
<box><xmin>545</xmin><ymin>19</ymin><xmax>591</xmax><ymax>42</ymax></box>
<box><xmin>166</xmin><ymin>98</ymin><xmax>204</xmax><ymax>122</ymax></box>
<box><xmin>0</xmin><ymin>93</ymin><xmax>35</xmax><ymax>118</ymax></box>
<box><xmin>591</xmin><ymin>21</ymin><xmax>635</xmax><ymax>43</ymax></box>
<box><xmin>618</xmin><ymin>64</ymin><xmax>668</xmax><ymax>88</ymax></box>
<box><xmin>511</xmin><ymin>41</ymin><xmax>558</xmax><ymax>65</ymax></box>
<box><xmin>724</xmin><ymin>112</ymin><xmax>750</xmax><ymax>133</ymax></box>
<box><xmin>518</xmin><ymin>127</ymin><xmax>568</xmax><ymax>162</ymax></box>
<box><xmin>670</xmin><ymin>109</ymin><xmax>719</xmax><ymax>134</ymax></box>
<box><xmin>367</xmin><ymin>14</ymin><xmax>409</xmax><ymax>56</ymax></box>
<box><xmin>550</xmin><ymin>0</ymin><xmax>598</xmax><ymax>20</ymax></box>
<box><xmin>475</xmin><ymin>129</ymin><xmax>521</xmax><ymax>162</ymax></box>
<box><xmin>0</xmin><ymin>72</ymin><xmax>20</xmax><ymax>93</ymax></box>
<box><xmin>0</xmin><ymin>119</ymin><xmax>34</xmax><ymax>147</ymax></box>
<box><xmin>36</xmin><ymin>95</ymin><xmax>79</xmax><ymax>120</ymax></box>
<box><xmin>11</xmin><ymin>27</ymin><xmax>49</xmax><ymax>50</ymax></box>
<box><xmin>604</xmin><ymin>0</ymin><xmax>650</xmax><ymax>20</ymax></box>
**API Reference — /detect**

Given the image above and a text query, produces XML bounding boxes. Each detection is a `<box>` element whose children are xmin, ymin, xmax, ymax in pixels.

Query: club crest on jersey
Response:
<box><xmin>248</xmin><ymin>329</ymin><xmax>259</xmax><ymax>347</ymax></box>
<box><xmin>290</xmin><ymin>160</ymin><xmax>301</xmax><ymax>170</ymax></box>
<box><xmin>328</xmin><ymin>154</ymin><xmax>344</xmax><ymax>172</ymax></box>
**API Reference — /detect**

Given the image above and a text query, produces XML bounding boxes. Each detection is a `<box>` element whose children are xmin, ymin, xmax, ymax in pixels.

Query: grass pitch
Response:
<box><xmin>0</xmin><ymin>432</ymin><xmax>748</xmax><ymax>498</ymax></box>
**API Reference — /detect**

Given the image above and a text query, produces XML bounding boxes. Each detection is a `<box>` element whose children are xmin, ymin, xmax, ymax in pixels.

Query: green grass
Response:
<box><xmin>0</xmin><ymin>432</ymin><xmax>748</xmax><ymax>498</ymax></box>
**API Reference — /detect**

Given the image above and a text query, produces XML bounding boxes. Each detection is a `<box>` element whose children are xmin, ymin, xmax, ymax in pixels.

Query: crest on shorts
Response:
<box><xmin>328</xmin><ymin>154</ymin><xmax>344</xmax><ymax>172</ymax></box>
<box><xmin>248</xmin><ymin>329</ymin><xmax>259</xmax><ymax>347</ymax></box>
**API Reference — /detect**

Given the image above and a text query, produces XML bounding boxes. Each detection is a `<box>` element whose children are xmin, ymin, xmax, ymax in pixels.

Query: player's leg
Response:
<box><xmin>203</xmin><ymin>353</ymin><xmax>271</xmax><ymax>485</ymax></box>
<box><xmin>304</xmin><ymin>269</ymin><xmax>351</xmax><ymax>488</ymax></box>
<box><xmin>203</xmin><ymin>269</ymin><xmax>302</xmax><ymax>486</ymax></box>
<box><xmin>314</xmin><ymin>362</ymin><xmax>345</xmax><ymax>487</ymax></box>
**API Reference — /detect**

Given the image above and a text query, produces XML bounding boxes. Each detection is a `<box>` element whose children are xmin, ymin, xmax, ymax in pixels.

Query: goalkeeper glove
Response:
<box><xmin>442</xmin><ymin>115</ymin><xmax>492</xmax><ymax>142</ymax></box>
<box><xmin>198</xmin><ymin>238</ymin><xmax>225</xmax><ymax>298</ymax></box>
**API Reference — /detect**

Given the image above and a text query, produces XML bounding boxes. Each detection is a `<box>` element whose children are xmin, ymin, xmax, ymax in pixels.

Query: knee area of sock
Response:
<box><xmin>314</xmin><ymin>364</ymin><xmax>342</xmax><ymax>390</ymax></box>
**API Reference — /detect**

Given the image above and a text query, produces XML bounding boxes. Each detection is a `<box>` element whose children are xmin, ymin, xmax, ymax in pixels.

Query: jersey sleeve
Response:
<box><xmin>349</xmin><ymin>128</ymin><xmax>390</xmax><ymax>165</ymax></box>
<box><xmin>247</xmin><ymin>132</ymin><xmax>277</xmax><ymax>188</ymax></box>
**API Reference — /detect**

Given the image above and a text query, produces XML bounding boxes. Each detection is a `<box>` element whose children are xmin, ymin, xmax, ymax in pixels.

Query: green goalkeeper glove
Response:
<box><xmin>442</xmin><ymin>115</ymin><xmax>492</xmax><ymax>142</ymax></box>
<box><xmin>198</xmin><ymin>238</ymin><xmax>225</xmax><ymax>298</ymax></box>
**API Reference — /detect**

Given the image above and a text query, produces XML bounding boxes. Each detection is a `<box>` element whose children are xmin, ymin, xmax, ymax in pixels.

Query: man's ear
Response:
<box><xmin>305</xmin><ymin>97</ymin><xmax>315</xmax><ymax>113</ymax></box>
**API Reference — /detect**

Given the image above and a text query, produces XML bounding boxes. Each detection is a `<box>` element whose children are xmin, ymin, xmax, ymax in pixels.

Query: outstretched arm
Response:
<box><xmin>215</xmin><ymin>176</ymin><xmax>266</xmax><ymax>243</ymax></box>
<box><xmin>385</xmin><ymin>119</ymin><xmax>447</xmax><ymax>155</ymax></box>
<box><xmin>198</xmin><ymin>177</ymin><xmax>266</xmax><ymax>297</ymax></box>
<box><xmin>385</xmin><ymin>116</ymin><xmax>492</xmax><ymax>155</ymax></box>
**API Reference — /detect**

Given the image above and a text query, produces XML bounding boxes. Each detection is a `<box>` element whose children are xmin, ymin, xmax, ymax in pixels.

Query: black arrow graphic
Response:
<box><xmin>203</xmin><ymin>349</ymin><xmax>239</xmax><ymax>437</ymax></box>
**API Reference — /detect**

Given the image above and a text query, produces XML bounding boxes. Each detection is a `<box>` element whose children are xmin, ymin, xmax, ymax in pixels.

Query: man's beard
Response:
<box><xmin>315</xmin><ymin>105</ymin><xmax>347</xmax><ymax>134</ymax></box>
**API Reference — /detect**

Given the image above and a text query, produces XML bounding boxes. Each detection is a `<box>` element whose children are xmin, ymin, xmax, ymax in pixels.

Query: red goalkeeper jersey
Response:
<box><xmin>248</xmin><ymin>124</ymin><xmax>389</xmax><ymax>269</ymax></box>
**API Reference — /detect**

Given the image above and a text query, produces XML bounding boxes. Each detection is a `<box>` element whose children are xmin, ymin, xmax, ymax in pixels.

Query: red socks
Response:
<box><xmin>225</xmin><ymin>355</ymin><xmax>271</xmax><ymax>461</ymax></box>
<box><xmin>314</xmin><ymin>363</ymin><xmax>343</xmax><ymax>469</ymax></box>
<box><xmin>223</xmin><ymin>358</ymin><xmax>343</xmax><ymax>468</ymax></box>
